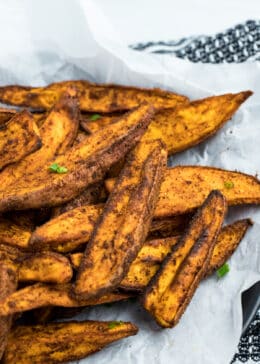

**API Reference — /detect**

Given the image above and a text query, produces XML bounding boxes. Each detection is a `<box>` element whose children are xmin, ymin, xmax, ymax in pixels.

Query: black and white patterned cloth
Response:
<box><xmin>131</xmin><ymin>20</ymin><xmax>260</xmax><ymax>63</ymax></box>
<box><xmin>131</xmin><ymin>19</ymin><xmax>260</xmax><ymax>363</ymax></box>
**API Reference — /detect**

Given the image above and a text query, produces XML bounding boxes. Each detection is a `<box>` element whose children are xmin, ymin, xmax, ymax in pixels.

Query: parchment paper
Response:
<box><xmin>0</xmin><ymin>1</ymin><xmax>259</xmax><ymax>363</ymax></box>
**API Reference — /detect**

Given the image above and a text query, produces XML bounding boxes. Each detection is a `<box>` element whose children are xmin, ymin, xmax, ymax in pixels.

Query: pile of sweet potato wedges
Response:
<box><xmin>0</xmin><ymin>80</ymin><xmax>258</xmax><ymax>363</ymax></box>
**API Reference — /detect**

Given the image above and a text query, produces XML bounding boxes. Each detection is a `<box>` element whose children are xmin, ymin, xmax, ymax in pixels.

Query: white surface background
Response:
<box><xmin>95</xmin><ymin>0</ymin><xmax>260</xmax><ymax>44</ymax></box>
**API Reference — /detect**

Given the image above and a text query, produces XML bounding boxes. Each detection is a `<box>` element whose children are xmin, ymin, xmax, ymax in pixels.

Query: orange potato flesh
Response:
<box><xmin>2</xmin><ymin>320</ymin><xmax>138</xmax><ymax>364</ymax></box>
<box><xmin>73</xmin><ymin>140</ymin><xmax>167</xmax><ymax>299</ymax></box>
<box><xmin>106</xmin><ymin>166</ymin><xmax>260</xmax><ymax>218</ymax></box>
<box><xmin>80</xmin><ymin>112</ymin><xmax>123</xmax><ymax>133</ymax></box>
<box><xmin>0</xmin><ymin>283</ymin><xmax>134</xmax><ymax>316</ymax></box>
<box><xmin>0</xmin><ymin>110</ymin><xmax>41</xmax><ymax>170</ymax></box>
<box><xmin>0</xmin><ymin>104</ymin><xmax>154</xmax><ymax>212</ymax></box>
<box><xmin>0</xmin><ymin>218</ymin><xmax>31</xmax><ymax>249</ymax></box>
<box><xmin>0</xmin><ymin>80</ymin><xmax>188</xmax><ymax>112</ymax></box>
<box><xmin>18</xmin><ymin>252</ymin><xmax>73</xmax><ymax>284</ymax></box>
<box><xmin>143</xmin><ymin>190</ymin><xmax>226</xmax><ymax>328</ymax></box>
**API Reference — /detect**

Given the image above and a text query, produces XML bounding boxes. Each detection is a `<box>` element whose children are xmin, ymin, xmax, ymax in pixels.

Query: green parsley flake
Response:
<box><xmin>49</xmin><ymin>163</ymin><xmax>68</xmax><ymax>174</ymax></box>
<box><xmin>224</xmin><ymin>181</ymin><xmax>234</xmax><ymax>189</ymax></box>
<box><xmin>108</xmin><ymin>321</ymin><xmax>124</xmax><ymax>329</ymax></box>
<box><xmin>90</xmin><ymin>114</ymin><xmax>101</xmax><ymax>121</ymax></box>
<box><xmin>217</xmin><ymin>263</ymin><xmax>230</xmax><ymax>278</ymax></box>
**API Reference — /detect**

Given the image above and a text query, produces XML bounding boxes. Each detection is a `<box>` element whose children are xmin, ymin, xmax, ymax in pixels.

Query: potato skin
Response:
<box><xmin>2</xmin><ymin>320</ymin><xmax>138</xmax><ymax>364</ymax></box>
<box><xmin>143</xmin><ymin>190</ymin><xmax>227</xmax><ymax>328</ymax></box>
<box><xmin>73</xmin><ymin>139</ymin><xmax>167</xmax><ymax>300</ymax></box>
<box><xmin>106</xmin><ymin>166</ymin><xmax>260</xmax><ymax>218</ymax></box>
<box><xmin>0</xmin><ymin>104</ymin><xmax>154</xmax><ymax>212</ymax></box>
<box><xmin>0</xmin><ymin>110</ymin><xmax>41</xmax><ymax>170</ymax></box>
<box><xmin>0</xmin><ymin>80</ymin><xmax>188</xmax><ymax>112</ymax></box>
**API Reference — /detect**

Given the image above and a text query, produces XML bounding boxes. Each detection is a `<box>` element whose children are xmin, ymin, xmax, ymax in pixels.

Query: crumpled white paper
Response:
<box><xmin>0</xmin><ymin>1</ymin><xmax>259</xmax><ymax>363</ymax></box>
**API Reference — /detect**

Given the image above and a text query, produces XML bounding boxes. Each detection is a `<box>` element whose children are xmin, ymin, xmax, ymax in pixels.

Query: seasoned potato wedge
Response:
<box><xmin>18</xmin><ymin>252</ymin><xmax>73</xmax><ymax>284</ymax></box>
<box><xmin>106</xmin><ymin>166</ymin><xmax>260</xmax><ymax>218</ymax></box>
<box><xmin>143</xmin><ymin>190</ymin><xmax>226</xmax><ymax>328</ymax></box>
<box><xmin>0</xmin><ymin>218</ymin><xmax>31</xmax><ymax>249</ymax></box>
<box><xmin>0</xmin><ymin>80</ymin><xmax>188</xmax><ymax>112</ymax></box>
<box><xmin>84</xmin><ymin>92</ymin><xmax>252</xmax><ymax>155</ymax></box>
<box><xmin>0</xmin><ymin>259</ymin><xmax>17</xmax><ymax>360</ymax></box>
<box><xmin>73</xmin><ymin>140</ymin><xmax>167</xmax><ymax>299</ymax></box>
<box><xmin>0</xmin><ymin>88</ymin><xmax>79</xmax><ymax>191</ymax></box>
<box><xmin>0</xmin><ymin>104</ymin><xmax>154</xmax><ymax>212</ymax></box>
<box><xmin>80</xmin><ymin>112</ymin><xmax>123</xmax><ymax>133</ymax></box>
<box><xmin>2</xmin><ymin>320</ymin><xmax>138</xmax><ymax>364</ymax></box>
<box><xmin>0</xmin><ymin>110</ymin><xmax>41</xmax><ymax>170</ymax></box>
<box><xmin>0</xmin><ymin>283</ymin><xmax>134</xmax><ymax>316</ymax></box>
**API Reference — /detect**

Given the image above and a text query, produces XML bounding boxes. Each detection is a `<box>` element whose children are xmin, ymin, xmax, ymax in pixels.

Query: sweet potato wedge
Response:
<box><xmin>0</xmin><ymin>218</ymin><xmax>31</xmax><ymax>249</ymax></box>
<box><xmin>73</xmin><ymin>139</ymin><xmax>167</xmax><ymax>299</ymax></box>
<box><xmin>0</xmin><ymin>88</ymin><xmax>79</xmax><ymax>192</ymax></box>
<box><xmin>18</xmin><ymin>252</ymin><xmax>73</xmax><ymax>284</ymax></box>
<box><xmin>0</xmin><ymin>110</ymin><xmax>41</xmax><ymax>170</ymax></box>
<box><xmin>0</xmin><ymin>259</ymin><xmax>17</xmax><ymax>360</ymax></box>
<box><xmin>145</xmin><ymin>91</ymin><xmax>252</xmax><ymax>154</ymax></box>
<box><xmin>0</xmin><ymin>103</ymin><xmax>154</xmax><ymax>212</ymax></box>
<box><xmin>106</xmin><ymin>166</ymin><xmax>260</xmax><ymax>218</ymax></box>
<box><xmin>0</xmin><ymin>283</ymin><xmax>134</xmax><ymax>316</ymax></box>
<box><xmin>83</xmin><ymin>92</ymin><xmax>252</xmax><ymax>155</ymax></box>
<box><xmin>143</xmin><ymin>190</ymin><xmax>226</xmax><ymax>328</ymax></box>
<box><xmin>2</xmin><ymin>320</ymin><xmax>138</xmax><ymax>364</ymax></box>
<box><xmin>0</xmin><ymin>80</ymin><xmax>188</xmax><ymax>112</ymax></box>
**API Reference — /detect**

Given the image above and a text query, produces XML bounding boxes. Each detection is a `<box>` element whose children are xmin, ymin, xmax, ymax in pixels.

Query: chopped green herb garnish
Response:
<box><xmin>90</xmin><ymin>114</ymin><xmax>101</xmax><ymax>121</ymax></box>
<box><xmin>49</xmin><ymin>163</ymin><xmax>68</xmax><ymax>174</ymax></box>
<box><xmin>224</xmin><ymin>181</ymin><xmax>234</xmax><ymax>189</ymax></box>
<box><xmin>217</xmin><ymin>263</ymin><xmax>230</xmax><ymax>278</ymax></box>
<box><xmin>108</xmin><ymin>321</ymin><xmax>124</xmax><ymax>329</ymax></box>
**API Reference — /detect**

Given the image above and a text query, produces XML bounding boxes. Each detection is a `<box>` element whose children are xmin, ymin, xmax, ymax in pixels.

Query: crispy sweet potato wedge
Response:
<box><xmin>0</xmin><ymin>259</ymin><xmax>17</xmax><ymax>360</ymax></box>
<box><xmin>145</xmin><ymin>91</ymin><xmax>252</xmax><ymax>154</ymax></box>
<box><xmin>143</xmin><ymin>190</ymin><xmax>226</xmax><ymax>328</ymax></box>
<box><xmin>83</xmin><ymin>92</ymin><xmax>252</xmax><ymax>155</ymax></box>
<box><xmin>0</xmin><ymin>218</ymin><xmax>31</xmax><ymax>249</ymax></box>
<box><xmin>73</xmin><ymin>139</ymin><xmax>167</xmax><ymax>299</ymax></box>
<box><xmin>0</xmin><ymin>243</ymin><xmax>24</xmax><ymax>262</ymax></box>
<box><xmin>0</xmin><ymin>80</ymin><xmax>188</xmax><ymax>112</ymax></box>
<box><xmin>0</xmin><ymin>110</ymin><xmax>41</xmax><ymax>170</ymax></box>
<box><xmin>0</xmin><ymin>283</ymin><xmax>134</xmax><ymax>316</ymax></box>
<box><xmin>106</xmin><ymin>166</ymin><xmax>260</xmax><ymax>218</ymax></box>
<box><xmin>69</xmin><ymin>219</ymin><xmax>251</xmax><ymax>292</ymax></box>
<box><xmin>0</xmin><ymin>103</ymin><xmax>154</xmax><ymax>212</ymax></box>
<box><xmin>0</xmin><ymin>88</ymin><xmax>79</xmax><ymax>192</ymax></box>
<box><xmin>18</xmin><ymin>252</ymin><xmax>73</xmax><ymax>284</ymax></box>
<box><xmin>3</xmin><ymin>320</ymin><xmax>138</xmax><ymax>364</ymax></box>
